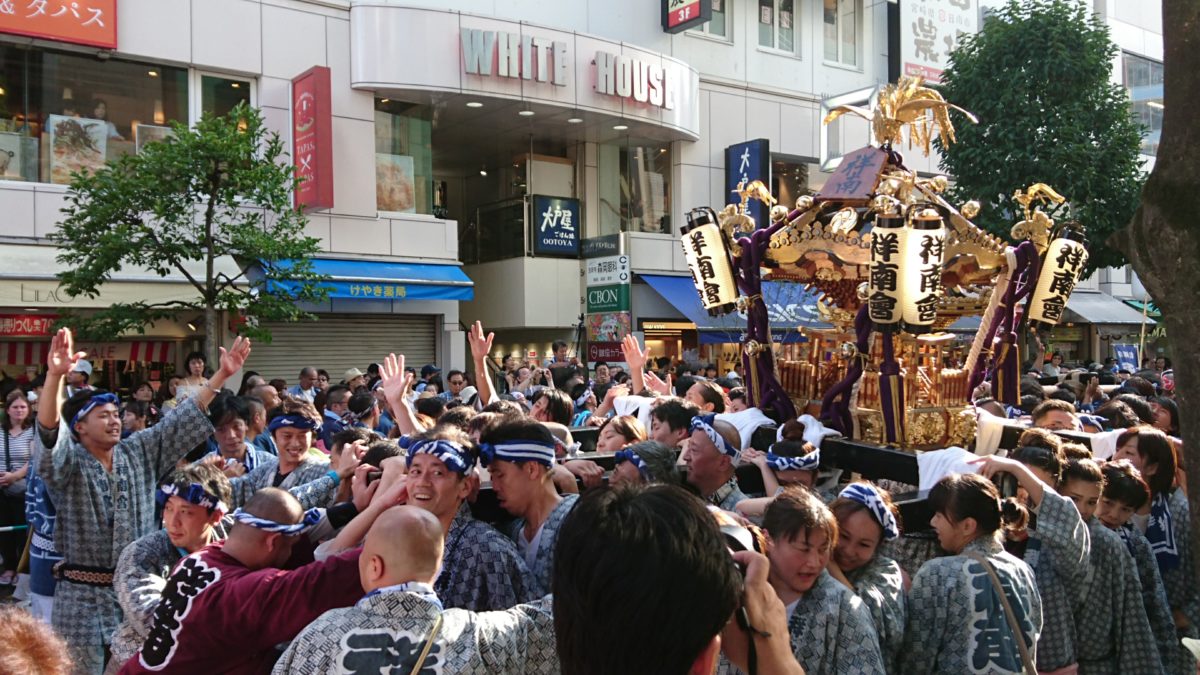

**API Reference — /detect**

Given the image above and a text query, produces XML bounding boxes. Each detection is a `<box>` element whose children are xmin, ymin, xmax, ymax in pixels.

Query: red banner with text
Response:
<box><xmin>292</xmin><ymin>66</ymin><xmax>334</xmax><ymax>210</ymax></box>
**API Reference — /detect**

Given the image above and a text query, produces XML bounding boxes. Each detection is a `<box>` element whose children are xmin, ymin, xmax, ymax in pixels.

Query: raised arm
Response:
<box><xmin>38</xmin><ymin>328</ymin><xmax>85</xmax><ymax>432</ymax></box>
<box><xmin>621</xmin><ymin>333</ymin><xmax>649</xmax><ymax>396</ymax></box>
<box><xmin>379</xmin><ymin>353</ymin><xmax>426</xmax><ymax>437</ymax></box>
<box><xmin>191</xmin><ymin>337</ymin><xmax>251</xmax><ymax>412</ymax></box>
<box><xmin>469</xmin><ymin>321</ymin><xmax>499</xmax><ymax>407</ymax></box>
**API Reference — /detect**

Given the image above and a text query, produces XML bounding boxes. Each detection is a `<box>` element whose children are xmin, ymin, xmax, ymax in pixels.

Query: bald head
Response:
<box><xmin>251</xmin><ymin>383</ymin><xmax>280</xmax><ymax>409</ymax></box>
<box><xmin>360</xmin><ymin>506</ymin><xmax>444</xmax><ymax>592</ymax></box>
<box><xmin>240</xmin><ymin>488</ymin><xmax>302</xmax><ymax>527</ymax></box>
<box><xmin>711</xmin><ymin>420</ymin><xmax>742</xmax><ymax>453</ymax></box>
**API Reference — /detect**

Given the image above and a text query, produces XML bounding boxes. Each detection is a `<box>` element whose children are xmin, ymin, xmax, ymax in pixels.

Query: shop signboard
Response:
<box><xmin>661</xmin><ymin>0</ymin><xmax>712</xmax><ymax>34</ymax></box>
<box><xmin>586</xmin><ymin>284</ymin><xmax>631</xmax><ymax>313</ymax></box>
<box><xmin>585</xmin><ymin>255</ymin><xmax>630</xmax><ymax>286</ymax></box>
<box><xmin>533</xmin><ymin>195</ymin><xmax>580</xmax><ymax>255</ymax></box>
<box><xmin>0</xmin><ymin>0</ymin><xmax>117</xmax><ymax>49</ymax></box>
<box><xmin>582</xmin><ymin>234</ymin><xmax>621</xmax><ymax>258</ymax></box>
<box><xmin>587</xmin><ymin>312</ymin><xmax>631</xmax><ymax>342</ymax></box>
<box><xmin>899</xmin><ymin>0</ymin><xmax>978</xmax><ymax>85</ymax></box>
<box><xmin>292</xmin><ymin>66</ymin><xmax>334</xmax><ymax>210</ymax></box>
<box><xmin>587</xmin><ymin>341</ymin><xmax>624</xmax><ymax>362</ymax></box>
<box><xmin>0</xmin><ymin>314</ymin><xmax>57</xmax><ymax>337</ymax></box>
<box><xmin>1113</xmin><ymin>344</ymin><xmax>1139</xmax><ymax>373</ymax></box>
<box><xmin>725</xmin><ymin>139</ymin><xmax>770</xmax><ymax>228</ymax></box>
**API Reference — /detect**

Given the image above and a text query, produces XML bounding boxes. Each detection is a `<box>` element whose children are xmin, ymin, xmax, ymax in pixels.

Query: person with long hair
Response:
<box><xmin>594</xmin><ymin>415</ymin><xmax>646</xmax><ymax>454</ymax></box>
<box><xmin>1112</xmin><ymin>425</ymin><xmax>1200</xmax><ymax>669</ymax></box>
<box><xmin>827</xmin><ymin>481</ymin><xmax>907</xmax><ymax>672</ymax></box>
<box><xmin>529</xmin><ymin>388</ymin><xmax>573</xmax><ymax>426</ymax></box>
<box><xmin>0</xmin><ymin>389</ymin><xmax>34</xmax><ymax>585</ymax></box>
<box><xmin>901</xmin><ymin>473</ymin><xmax>1041</xmax><ymax>674</ymax></box>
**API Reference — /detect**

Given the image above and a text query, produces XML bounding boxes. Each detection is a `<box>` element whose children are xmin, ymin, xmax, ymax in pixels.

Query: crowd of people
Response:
<box><xmin>0</xmin><ymin>323</ymin><xmax>1189</xmax><ymax>675</ymax></box>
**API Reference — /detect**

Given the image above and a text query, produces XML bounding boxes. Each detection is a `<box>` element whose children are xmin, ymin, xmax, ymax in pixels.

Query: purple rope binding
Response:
<box><xmin>820</xmin><ymin>305</ymin><xmax>871</xmax><ymax>435</ymax></box>
<box><xmin>733</xmin><ymin>217</ymin><xmax>797</xmax><ymax>423</ymax></box>
<box><xmin>969</xmin><ymin>241</ymin><xmax>1040</xmax><ymax>405</ymax></box>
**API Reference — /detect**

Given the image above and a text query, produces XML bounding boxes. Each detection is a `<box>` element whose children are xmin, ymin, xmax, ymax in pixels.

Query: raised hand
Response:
<box><xmin>468</xmin><ymin>320</ymin><xmax>494</xmax><ymax>362</ymax></box>
<box><xmin>217</xmin><ymin>336</ymin><xmax>252</xmax><ymax>380</ymax></box>
<box><xmin>621</xmin><ymin>333</ymin><xmax>649</xmax><ymax>371</ymax></box>
<box><xmin>644</xmin><ymin>370</ymin><xmax>673</xmax><ymax>395</ymax></box>
<box><xmin>379</xmin><ymin>353</ymin><xmax>412</xmax><ymax>407</ymax></box>
<box><xmin>46</xmin><ymin>328</ymin><xmax>86</xmax><ymax>378</ymax></box>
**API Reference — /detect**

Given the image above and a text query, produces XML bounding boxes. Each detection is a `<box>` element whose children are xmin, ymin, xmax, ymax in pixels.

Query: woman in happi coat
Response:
<box><xmin>1096</xmin><ymin>460</ymin><xmax>1188</xmax><ymax>674</ymax></box>
<box><xmin>1111</xmin><ymin>427</ymin><xmax>1200</xmax><ymax>671</ymax></box>
<box><xmin>826</xmin><ymin>482</ymin><xmax>907</xmax><ymax>672</ymax></box>
<box><xmin>723</xmin><ymin>485</ymin><xmax>884</xmax><ymax>675</ymax></box>
<box><xmin>900</xmin><ymin>473</ymin><xmax>1042</xmax><ymax>674</ymax></box>
<box><xmin>998</xmin><ymin>432</ymin><xmax>1092</xmax><ymax>674</ymax></box>
<box><xmin>1058</xmin><ymin>458</ymin><xmax>1162</xmax><ymax>674</ymax></box>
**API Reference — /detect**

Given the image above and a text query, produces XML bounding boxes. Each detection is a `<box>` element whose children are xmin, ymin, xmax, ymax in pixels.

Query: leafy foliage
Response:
<box><xmin>50</xmin><ymin>103</ymin><xmax>328</xmax><ymax>357</ymax></box>
<box><xmin>935</xmin><ymin>0</ymin><xmax>1146</xmax><ymax>272</ymax></box>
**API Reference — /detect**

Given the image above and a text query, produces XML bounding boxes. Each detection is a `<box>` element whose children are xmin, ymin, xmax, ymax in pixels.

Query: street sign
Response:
<box><xmin>725</xmin><ymin>139</ymin><xmax>770</xmax><ymax>228</ymax></box>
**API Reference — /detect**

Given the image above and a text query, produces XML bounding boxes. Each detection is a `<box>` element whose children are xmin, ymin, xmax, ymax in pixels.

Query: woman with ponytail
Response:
<box><xmin>901</xmin><ymin>473</ymin><xmax>1041</xmax><ymax>674</ymax></box>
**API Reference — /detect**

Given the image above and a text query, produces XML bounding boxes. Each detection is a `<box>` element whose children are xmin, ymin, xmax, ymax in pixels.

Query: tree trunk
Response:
<box><xmin>204</xmin><ymin>304</ymin><xmax>220</xmax><ymax>374</ymax></box>
<box><xmin>1110</xmin><ymin>0</ymin><xmax>1200</xmax><ymax>589</ymax></box>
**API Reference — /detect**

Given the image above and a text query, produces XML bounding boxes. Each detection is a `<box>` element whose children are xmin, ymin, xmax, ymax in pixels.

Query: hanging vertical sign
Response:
<box><xmin>725</xmin><ymin>139</ymin><xmax>771</xmax><ymax>228</ymax></box>
<box><xmin>899</xmin><ymin>0</ymin><xmax>978</xmax><ymax>84</ymax></box>
<box><xmin>292</xmin><ymin>66</ymin><xmax>334</xmax><ymax>210</ymax></box>
<box><xmin>868</xmin><ymin>214</ymin><xmax>904</xmax><ymax>330</ymax></box>
<box><xmin>533</xmin><ymin>195</ymin><xmax>581</xmax><ymax>255</ymax></box>
<box><xmin>662</xmin><ymin>0</ymin><xmax>712</xmax><ymax>33</ymax></box>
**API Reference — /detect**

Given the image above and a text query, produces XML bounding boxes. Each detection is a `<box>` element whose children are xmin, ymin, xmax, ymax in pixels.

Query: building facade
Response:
<box><xmin>0</xmin><ymin>0</ymin><xmax>1165</xmax><ymax>392</ymax></box>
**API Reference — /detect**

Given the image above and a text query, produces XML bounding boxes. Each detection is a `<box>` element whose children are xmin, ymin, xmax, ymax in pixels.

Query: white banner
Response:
<box><xmin>900</xmin><ymin>0</ymin><xmax>978</xmax><ymax>85</ymax></box>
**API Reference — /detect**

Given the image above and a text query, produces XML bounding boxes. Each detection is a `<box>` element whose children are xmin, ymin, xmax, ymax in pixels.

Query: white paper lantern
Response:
<box><xmin>1029</xmin><ymin>230</ymin><xmax>1089</xmax><ymax>327</ymax></box>
<box><xmin>681</xmin><ymin>216</ymin><xmax>738</xmax><ymax>315</ymax></box>
<box><xmin>900</xmin><ymin>208</ymin><xmax>947</xmax><ymax>333</ymax></box>
<box><xmin>868</xmin><ymin>214</ymin><xmax>905</xmax><ymax>329</ymax></box>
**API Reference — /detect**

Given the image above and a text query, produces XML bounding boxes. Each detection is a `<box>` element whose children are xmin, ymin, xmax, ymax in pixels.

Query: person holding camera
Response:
<box><xmin>902</xmin><ymin>473</ymin><xmax>1041</xmax><ymax>674</ymax></box>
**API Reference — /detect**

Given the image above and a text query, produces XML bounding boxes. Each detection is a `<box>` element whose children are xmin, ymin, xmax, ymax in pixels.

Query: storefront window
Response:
<box><xmin>374</xmin><ymin>99</ymin><xmax>434</xmax><ymax>215</ymax></box>
<box><xmin>0</xmin><ymin>44</ymin><xmax>188</xmax><ymax>185</ymax></box>
<box><xmin>772</xmin><ymin>159</ymin><xmax>829</xmax><ymax>206</ymax></box>
<box><xmin>199</xmin><ymin>74</ymin><xmax>251</xmax><ymax>118</ymax></box>
<box><xmin>692</xmin><ymin>0</ymin><xmax>730</xmax><ymax>40</ymax></box>
<box><xmin>823</xmin><ymin>0</ymin><xmax>857</xmax><ymax>66</ymax></box>
<box><xmin>758</xmin><ymin>0</ymin><xmax>796</xmax><ymax>53</ymax></box>
<box><xmin>598</xmin><ymin>141</ymin><xmax>672</xmax><ymax>235</ymax></box>
<box><xmin>1122</xmin><ymin>52</ymin><xmax>1162</xmax><ymax>156</ymax></box>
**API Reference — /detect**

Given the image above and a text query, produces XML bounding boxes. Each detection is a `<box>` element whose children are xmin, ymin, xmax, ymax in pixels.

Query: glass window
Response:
<box><xmin>598</xmin><ymin>141</ymin><xmax>672</xmax><ymax>235</ymax></box>
<box><xmin>691</xmin><ymin>0</ymin><xmax>730</xmax><ymax>40</ymax></box>
<box><xmin>374</xmin><ymin>99</ymin><xmax>433</xmax><ymax>215</ymax></box>
<box><xmin>0</xmin><ymin>44</ymin><xmax>188</xmax><ymax>185</ymax></box>
<box><xmin>823</xmin><ymin>0</ymin><xmax>858</xmax><ymax>66</ymax></box>
<box><xmin>1122</xmin><ymin>52</ymin><xmax>1162</xmax><ymax>156</ymax></box>
<box><xmin>199</xmin><ymin>74</ymin><xmax>251</xmax><ymax>118</ymax></box>
<box><xmin>758</xmin><ymin>0</ymin><xmax>795</xmax><ymax>53</ymax></box>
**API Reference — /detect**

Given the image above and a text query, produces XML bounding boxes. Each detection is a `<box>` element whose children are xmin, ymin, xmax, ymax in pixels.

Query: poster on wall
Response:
<box><xmin>587</xmin><ymin>312</ymin><xmax>632</xmax><ymax>342</ymax></box>
<box><xmin>376</xmin><ymin>153</ymin><xmax>416</xmax><ymax>213</ymax></box>
<box><xmin>134</xmin><ymin>124</ymin><xmax>174</xmax><ymax>154</ymax></box>
<box><xmin>0</xmin><ymin>133</ymin><xmax>23</xmax><ymax>180</ymax></box>
<box><xmin>899</xmin><ymin>0</ymin><xmax>978</xmax><ymax>84</ymax></box>
<box><xmin>48</xmin><ymin>115</ymin><xmax>108</xmax><ymax>184</ymax></box>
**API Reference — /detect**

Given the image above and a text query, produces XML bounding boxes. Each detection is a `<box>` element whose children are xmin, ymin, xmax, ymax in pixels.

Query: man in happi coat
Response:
<box><xmin>273</xmin><ymin>505</ymin><xmax>558</xmax><ymax>675</ymax></box>
<box><xmin>34</xmin><ymin>329</ymin><xmax>250</xmax><ymax>674</ymax></box>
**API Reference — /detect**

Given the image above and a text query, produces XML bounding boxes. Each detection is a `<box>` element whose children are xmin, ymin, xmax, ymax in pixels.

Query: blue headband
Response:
<box><xmin>573</xmin><ymin>383</ymin><xmax>596</xmax><ymax>412</ymax></box>
<box><xmin>614</xmin><ymin>449</ymin><xmax>650</xmax><ymax>478</ymax></box>
<box><xmin>405</xmin><ymin>439</ymin><xmax>475</xmax><ymax>474</ymax></box>
<box><xmin>689</xmin><ymin>415</ymin><xmax>739</xmax><ymax>459</ymax></box>
<box><xmin>156</xmin><ymin>482</ymin><xmax>227</xmax><ymax>514</ymax></box>
<box><xmin>838</xmin><ymin>483</ymin><xmax>900</xmax><ymax>540</ymax></box>
<box><xmin>268</xmin><ymin>414</ymin><xmax>319</xmax><ymax>434</ymax></box>
<box><xmin>231</xmin><ymin>507</ymin><xmax>322</xmax><ymax>535</ymax></box>
<box><xmin>71</xmin><ymin>392</ymin><xmax>119</xmax><ymax>429</ymax></box>
<box><xmin>765</xmin><ymin>445</ymin><xmax>820</xmax><ymax>472</ymax></box>
<box><xmin>478</xmin><ymin>439</ymin><xmax>556</xmax><ymax>468</ymax></box>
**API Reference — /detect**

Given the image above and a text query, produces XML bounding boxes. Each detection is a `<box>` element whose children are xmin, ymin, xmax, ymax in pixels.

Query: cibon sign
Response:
<box><xmin>594</xmin><ymin>51</ymin><xmax>676</xmax><ymax>110</ymax></box>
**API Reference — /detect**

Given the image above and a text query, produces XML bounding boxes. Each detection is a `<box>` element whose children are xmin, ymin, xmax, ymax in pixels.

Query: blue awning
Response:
<box><xmin>640</xmin><ymin>274</ymin><xmax>829</xmax><ymax>344</ymax></box>
<box><xmin>271</xmin><ymin>258</ymin><xmax>473</xmax><ymax>302</ymax></box>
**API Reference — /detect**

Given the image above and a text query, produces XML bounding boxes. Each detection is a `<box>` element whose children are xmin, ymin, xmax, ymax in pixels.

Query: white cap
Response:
<box><xmin>458</xmin><ymin>386</ymin><xmax>479</xmax><ymax>401</ymax></box>
<box><xmin>74</xmin><ymin>359</ymin><xmax>93</xmax><ymax>376</ymax></box>
<box><xmin>725</xmin><ymin>370</ymin><xmax>740</xmax><ymax>380</ymax></box>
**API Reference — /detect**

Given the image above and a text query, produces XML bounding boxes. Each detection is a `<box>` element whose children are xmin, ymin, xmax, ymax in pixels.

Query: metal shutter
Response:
<box><xmin>245</xmin><ymin>314</ymin><xmax>437</xmax><ymax>383</ymax></box>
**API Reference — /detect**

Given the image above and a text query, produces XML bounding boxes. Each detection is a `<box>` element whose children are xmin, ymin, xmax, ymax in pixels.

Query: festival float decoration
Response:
<box><xmin>681</xmin><ymin>76</ymin><xmax>1088</xmax><ymax>450</ymax></box>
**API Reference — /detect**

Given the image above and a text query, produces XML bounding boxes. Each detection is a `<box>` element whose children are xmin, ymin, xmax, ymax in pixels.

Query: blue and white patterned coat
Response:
<box><xmin>900</xmin><ymin>534</ymin><xmax>1043</xmax><ymax>675</ymax></box>
<box><xmin>1022</xmin><ymin>488</ymin><xmax>1091</xmax><ymax>671</ymax></box>
<box><xmin>845</xmin><ymin>554</ymin><xmax>906</xmax><ymax>672</ymax></box>
<box><xmin>1075</xmin><ymin>517</ymin><xmax>1161</xmax><ymax>674</ymax></box>
<box><xmin>506</xmin><ymin>494</ymin><xmax>579</xmax><ymax>597</ymax></box>
<box><xmin>438</xmin><ymin>503</ymin><xmax>534</xmax><ymax>611</ymax></box>
<box><xmin>1121</xmin><ymin>523</ymin><xmax>1191</xmax><ymax>674</ymax></box>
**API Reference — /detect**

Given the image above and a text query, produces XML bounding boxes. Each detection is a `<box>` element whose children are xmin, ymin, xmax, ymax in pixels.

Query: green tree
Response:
<box><xmin>935</xmin><ymin>0</ymin><xmax>1145</xmax><ymax>272</ymax></box>
<box><xmin>50</xmin><ymin>102</ymin><xmax>328</xmax><ymax>365</ymax></box>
